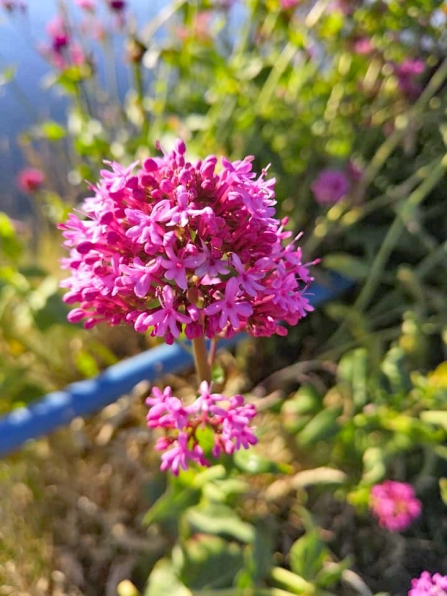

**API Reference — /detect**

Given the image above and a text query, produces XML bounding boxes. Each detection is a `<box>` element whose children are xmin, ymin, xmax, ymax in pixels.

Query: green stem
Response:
<box><xmin>254</xmin><ymin>42</ymin><xmax>297</xmax><ymax>114</ymax></box>
<box><xmin>356</xmin><ymin>57</ymin><xmax>447</xmax><ymax>199</ymax></box>
<box><xmin>133</xmin><ymin>61</ymin><xmax>149</xmax><ymax>138</ymax></box>
<box><xmin>327</xmin><ymin>154</ymin><xmax>447</xmax><ymax>348</ymax></box>
<box><xmin>192</xmin><ymin>335</ymin><xmax>211</xmax><ymax>383</ymax></box>
<box><xmin>355</xmin><ymin>155</ymin><xmax>447</xmax><ymax>313</ymax></box>
<box><xmin>319</xmin><ymin>327</ymin><xmax>402</xmax><ymax>361</ymax></box>
<box><xmin>270</xmin><ymin>567</ymin><xmax>315</xmax><ymax>594</ymax></box>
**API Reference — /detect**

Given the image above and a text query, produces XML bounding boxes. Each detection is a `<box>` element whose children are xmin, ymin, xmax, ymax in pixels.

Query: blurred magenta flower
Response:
<box><xmin>74</xmin><ymin>0</ymin><xmax>95</xmax><ymax>10</ymax></box>
<box><xmin>409</xmin><ymin>571</ymin><xmax>447</xmax><ymax>595</ymax></box>
<box><xmin>40</xmin><ymin>15</ymin><xmax>87</xmax><ymax>70</ymax></box>
<box><xmin>280</xmin><ymin>0</ymin><xmax>299</xmax><ymax>9</ymax></box>
<box><xmin>46</xmin><ymin>15</ymin><xmax>70</xmax><ymax>51</ymax></box>
<box><xmin>311</xmin><ymin>168</ymin><xmax>351</xmax><ymax>205</ymax></box>
<box><xmin>352</xmin><ymin>37</ymin><xmax>374</xmax><ymax>55</ymax></box>
<box><xmin>146</xmin><ymin>381</ymin><xmax>257</xmax><ymax>474</ymax></box>
<box><xmin>107</xmin><ymin>0</ymin><xmax>126</xmax><ymax>11</ymax></box>
<box><xmin>60</xmin><ymin>139</ymin><xmax>316</xmax><ymax>342</ymax></box>
<box><xmin>17</xmin><ymin>168</ymin><xmax>44</xmax><ymax>193</ymax></box>
<box><xmin>370</xmin><ymin>480</ymin><xmax>421</xmax><ymax>532</ymax></box>
<box><xmin>394</xmin><ymin>58</ymin><xmax>425</xmax><ymax>99</ymax></box>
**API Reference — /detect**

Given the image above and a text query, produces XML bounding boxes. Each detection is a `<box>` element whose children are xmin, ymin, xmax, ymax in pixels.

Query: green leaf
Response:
<box><xmin>251</xmin><ymin>523</ymin><xmax>274</xmax><ymax>583</ymax></box>
<box><xmin>338</xmin><ymin>349</ymin><xmax>369</xmax><ymax>410</ymax></box>
<box><xmin>234</xmin><ymin>449</ymin><xmax>290</xmax><ymax>475</ymax></box>
<box><xmin>439</xmin><ymin>478</ymin><xmax>447</xmax><ymax>506</ymax></box>
<box><xmin>174</xmin><ymin>535</ymin><xmax>244</xmax><ymax>590</ymax></box>
<box><xmin>0</xmin><ymin>213</ymin><xmax>23</xmax><ymax>260</ymax></box>
<box><xmin>289</xmin><ymin>531</ymin><xmax>327</xmax><ymax>581</ymax></box>
<box><xmin>323</xmin><ymin>253</ymin><xmax>371</xmax><ymax>281</ymax></box>
<box><xmin>381</xmin><ymin>345</ymin><xmax>412</xmax><ymax>394</ymax></box>
<box><xmin>40</xmin><ymin>120</ymin><xmax>66</xmax><ymax>141</ymax></box>
<box><xmin>0</xmin><ymin>65</ymin><xmax>16</xmax><ymax>86</ymax></box>
<box><xmin>143</xmin><ymin>483</ymin><xmax>201</xmax><ymax>526</ymax></box>
<box><xmin>361</xmin><ymin>447</ymin><xmax>386</xmax><ymax>485</ymax></box>
<box><xmin>144</xmin><ymin>559</ymin><xmax>191</xmax><ymax>596</ymax></box>
<box><xmin>290</xmin><ymin>385</ymin><xmax>323</xmax><ymax>416</ymax></box>
<box><xmin>316</xmin><ymin>558</ymin><xmax>352</xmax><ymax>589</ymax></box>
<box><xmin>296</xmin><ymin>408</ymin><xmax>341</xmax><ymax>447</ymax></box>
<box><xmin>185</xmin><ymin>503</ymin><xmax>255</xmax><ymax>543</ymax></box>
<box><xmin>420</xmin><ymin>411</ymin><xmax>447</xmax><ymax>431</ymax></box>
<box><xmin>74</xmin><ymin>349</ymin><xmax>100</xmax><ymax>378</ymax></box>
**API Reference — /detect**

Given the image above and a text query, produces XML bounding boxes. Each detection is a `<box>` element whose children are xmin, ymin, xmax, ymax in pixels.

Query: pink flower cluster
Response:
<box><xmin>41</xmin><ymin>15</ymin><xmax>86</xmax><ymax>70</ymax></box>
<box><xmin>409</xmin><ymin>572</ymin><xmax>447</xmax><ymax>596</ymax></box>
<box><xmin>60</xmin><ymin>140</ymin><xmax>316</xmax><ymax>343</ymax></box>
<box><xmin>146</xmin><ymin>382</ymin><xmax>257</xmax><ymax>474</ymax></box>
<box><xmin>370</xmin><ymin>480</ymin><xmax>421</xmax><ymax>532</ymax></box>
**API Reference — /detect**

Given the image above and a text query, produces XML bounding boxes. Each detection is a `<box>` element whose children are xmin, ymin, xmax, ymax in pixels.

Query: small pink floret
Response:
<box><xmin>370</xmin><ymin>480</ymin><xmax>421</xmax><ymax>532</ymax></box>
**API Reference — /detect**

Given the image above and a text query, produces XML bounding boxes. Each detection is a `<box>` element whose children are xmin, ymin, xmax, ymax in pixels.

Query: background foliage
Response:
<box><xmin>1</xmin><ymin>0</ymin><xmax>447</xmax><ymax>594</ymax></box>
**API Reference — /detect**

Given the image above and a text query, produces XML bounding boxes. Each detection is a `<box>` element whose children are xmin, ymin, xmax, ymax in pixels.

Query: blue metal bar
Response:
<box><xmin>0</xmin><ymin>274</ymin><xmax>352</xmax><ymax>457</ymax></box>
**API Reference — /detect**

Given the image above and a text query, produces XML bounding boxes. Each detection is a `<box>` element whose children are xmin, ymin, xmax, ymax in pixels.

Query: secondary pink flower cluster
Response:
<box><xmin>146</xmin><ymin>382</ymin><xmax>257</xmax><ymax>474</ymax></box>
<box><xmin>60</xmin><ymin>140</ymin><xmax>316</xmax><ymax>343</ymax></box>
<box><xmin>409</xmin><ymin>572</ymin><xmax>447</xmax><ymax>596</ymax></box>
<box><xmin>370</xmin><ymin>480</ymin><xmax>421</xmax><ymax>532</ymax></box>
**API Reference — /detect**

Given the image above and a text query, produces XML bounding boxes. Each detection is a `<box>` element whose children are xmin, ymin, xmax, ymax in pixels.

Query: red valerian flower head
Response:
<box><xmin>370</xmin><ymin>480</ymin><xmax>421</xmax><ymax>532</ymax></box>
<box><xmin>60</xmin><ymin>139</ymin><xmax>317</xmax><ymax>342</ymax></box>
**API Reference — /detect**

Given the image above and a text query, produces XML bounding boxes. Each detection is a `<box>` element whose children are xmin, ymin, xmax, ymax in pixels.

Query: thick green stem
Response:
<box><xmin>192</xmin><ymin>335</ymin><xmax>211</xmax><ymax>384</ymax></box>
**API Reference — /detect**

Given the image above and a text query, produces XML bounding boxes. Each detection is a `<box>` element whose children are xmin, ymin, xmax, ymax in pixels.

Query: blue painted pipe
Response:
<box><xmin>0</xmin><ymin>274</ymin><xmax>352</xmax><ymax>457</ymax></box>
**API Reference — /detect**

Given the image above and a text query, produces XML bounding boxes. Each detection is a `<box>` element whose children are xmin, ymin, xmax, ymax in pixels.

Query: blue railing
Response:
<box><xmin>0</xmin><ymin>274</ymin><xmax>352</xmax><ymax>457</ymax></box>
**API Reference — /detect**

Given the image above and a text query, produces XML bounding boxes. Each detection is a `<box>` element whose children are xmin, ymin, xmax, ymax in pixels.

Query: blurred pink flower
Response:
<box><xmin>280</xmin><ymin>0</ymin><xmax>299</xmax><ymax>9</ymax></box>
<box><xmin>17</xmin><ymin>168</ymin><xmax>44</xmax><ymax>193</ymax></box>
<box><xmin>60</xmin><ymin>139</ymin><xmax>316</xmax><ymax>341</ymax></box>
<box><xmin>74</xmin><ymin>0</ymin><xmax>95</xmax><ymax>10</ymax></box>
<box><xmin>146</xmin><ymin>381</ymin><xmax>257</xmax><ymax>474</ymax></box>
<box><xmin>311</xmin><ymin>168</ymin><xmax>351</xmax><ymax>205</ymax></box>
<box><xmin>176</xmin><ymin>11</ymin><xmax>213</xmax><ymax>43</ymax></box>
<box><xmin>46</xmin><ymin>15</ymin><xmax>69</xmax><ymax>51</ymax></box>
<box><xmin>394</xmin><ymin>58</ymin><xmax>425</xmax><ymax>99</ymax></box>
<box><xmin>409</xmin><ymin>571</ymin><xmax>447</xmax><ymax>596</ymax></box>
<box><xmin>352</xmin><ymin>37</ymin><xmax>374</xmax><ymax>55</ymax></box>
<box><xmin>370</xmin><ymin>480</ymin><xmax>421</xmax><ymax>532</ymax></box>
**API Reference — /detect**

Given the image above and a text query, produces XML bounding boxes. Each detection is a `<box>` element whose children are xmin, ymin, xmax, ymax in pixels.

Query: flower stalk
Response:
<box><xmin>192</xmin><ymin>335</ymin><xmax>211</xmax><ymax>384</ymax></box>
